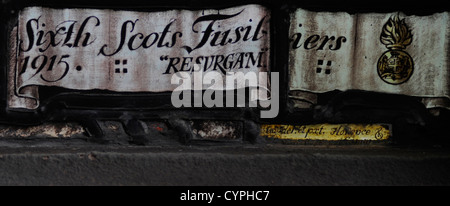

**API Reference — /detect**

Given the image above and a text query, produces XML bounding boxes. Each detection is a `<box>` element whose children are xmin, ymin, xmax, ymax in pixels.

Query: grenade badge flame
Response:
<box><xmin>377</xmin><ymin>14</ymin><xmax>414</xmax><ymax>85</ymax></box>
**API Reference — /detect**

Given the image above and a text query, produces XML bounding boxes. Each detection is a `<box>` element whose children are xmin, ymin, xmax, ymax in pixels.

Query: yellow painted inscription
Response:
<box><xmin>260</xmin><ymin>124</ymin><xmax>390</xmax><ymax>140</ymax></box>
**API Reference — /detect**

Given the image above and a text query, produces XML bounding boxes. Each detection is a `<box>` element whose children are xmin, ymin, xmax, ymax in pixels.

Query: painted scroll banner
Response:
<box><xmin>8</xmin><ymin>5</ymin><xmax>270</xmax><ymax>109</ymax></box>
<box><xmin>289</xmin><ymin>9</ymin><xmax>450</xmax><ymax>109</ymax></box>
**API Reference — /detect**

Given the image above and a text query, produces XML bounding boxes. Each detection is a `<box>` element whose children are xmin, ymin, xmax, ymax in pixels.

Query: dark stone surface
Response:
<box><xmin>0</xmin><ymin>140</ymin><xmax>448</xmax><ymax>186</ymax></box>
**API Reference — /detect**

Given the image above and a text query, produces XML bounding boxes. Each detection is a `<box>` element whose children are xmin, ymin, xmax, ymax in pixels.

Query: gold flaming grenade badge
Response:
<box><xmin>377</xmin><ymin>14</ymin><xmax>414</xmax><ymax>85</ymax></box>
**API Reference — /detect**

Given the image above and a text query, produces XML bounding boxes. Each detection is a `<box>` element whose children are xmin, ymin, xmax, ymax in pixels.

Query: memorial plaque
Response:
<box><xmin>8</xmin><ymin>5</ymin><xmax>271</xmax><ymax>110</ymax></box>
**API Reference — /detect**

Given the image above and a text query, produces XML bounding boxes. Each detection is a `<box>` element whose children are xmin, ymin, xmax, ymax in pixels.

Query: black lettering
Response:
<box><xmin>180</xmin><ymin>57</ymin><xmax>193</xmax><ymax>72</ymax></box>
<box><xmin>245</xmin><ymin>51</ymin><xmax>264</xmax><ymax>68</ymax></box>
<box><xmin>183</xmin><ymin>10</ymin><xmax>244</xmax><ymax>53</ymax></box>
<box><xmin>317</xmin><ymin>35</ymin><xmax>336</xmax><ymax>50</ymax></box>
<box><xmin>291</xmin><ymin>33</ymin><xmax>302</xmax><ymax>49</ymax></box>
<box><xmin>195</xmin><ymin>56</ymin><xmax>204</xmax><ymax>65</ymax></box>
<box><xmin>142</xmin><ymin>32</ymin><xmax>159</xmax><ymax>48</ymax></box>
<box><xmin>163</xmin><ymin>57</ymin><xmax>180</xmax><ymax>74</ymax></box>
<box><xmin>128</xmin><ymin>33</ymin><xmax>144</xmax><ymax>50</ymax></box>
<box><xmin>233</xmin><ymin>52</ymin><xmax>245</xmax><ymax>69</ymax></box>
<box><xmin>210</xmin><ymin>31</ymin><xmax>223</xmax><ymax>47</ymax></box>
<box><xmin>20</xmin><ymin>18</ymin><xmax>39</xmax><ymax>52</ymax></box>
<box><xmin>330</xmin><ymin>36</ymin><xmax>347</xmax><ymax>50</ymax></box>
<box><xmin>20</xmin><ymin>16</ymin><xmax>100</xmax><ymax>53</ymax></box>
<box><xmin>290</xmin><ymin>21</ymin><xmax>347</xmax><ymax>52</ymax></box>
<box><xmin>170</xmin><ymin>31</ymin><xmax>182</xmax><ymax>47</ymax></box>
<box><xmin>232</xmin><ymin>27</ymin><xmax>243</xmax><ymax>44</ymax></box>
<box><xmin>74</xmin><ymin>16</ymin><xmax>100</xmax><ymax>47</ymax></box>
<box><xmin>241</xmin><ymin>26</ymin><xmax>253</xmax><ymax>41</ymax></box>
<box><xmin>213</xmin><ymin>55</ymin><xmax>226</xmax><ymax>74</ymax></box>
<box><xmin>98</xmin><ymin>19</ymin><xmax>137</xmax><ymax>56</ymax></box>
<box><xmin>36</xmin><ymin>29</ymin><xmax>47</xmax><ymax>48</ymax></box>
<box><xmin>157</xmin><ymin>21</ymin><xmax>178</xmax><ymax>48</ymax></box>
<box><xmin>304</xmin><ymin>35</ymin><xmax>320</xmax><ymax>50</ymax></box>
<box><xmin>60</xmin><ymin>21</ymin><xmax>76</xmax><ymax>47</ymax></box>
<box><xmin>252</xmin><ymin>16</ymin><xmax>266</xmax><ymax>41</ymax></box>
<box><xmin>38</xmin><ymin>30</ymin><xmax>60</xmax><ymax>52</ymax></box>
<box><xmin>219</xmin><ymin>30</ymin><xmax>232</xmax><ymax>46</ymax></box>
<box><xmin>224</xmin><ymin>53</ymin><xmax>235</xmax><ymax>69</ymax></box>
<box><xmin>202</xmin><ymin>56</ymin><xmax>215</xmax><ymax>72</ymax></box>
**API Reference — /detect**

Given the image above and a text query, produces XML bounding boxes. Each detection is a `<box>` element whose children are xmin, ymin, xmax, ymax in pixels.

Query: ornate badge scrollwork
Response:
<box><xmin>377</xmin><ymin>14</ymin><xmax>414</xmax><ymax>85</ymax></box>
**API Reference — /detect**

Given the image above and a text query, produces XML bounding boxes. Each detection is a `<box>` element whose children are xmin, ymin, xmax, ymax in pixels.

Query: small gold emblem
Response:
<box><xmin>377</xmin><ymin>14</ymin><xmax>414</xmax><ymax>85</ymax></box>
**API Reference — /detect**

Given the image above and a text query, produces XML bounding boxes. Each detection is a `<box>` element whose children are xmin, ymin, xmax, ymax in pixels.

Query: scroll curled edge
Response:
<box><xmin>8</xmin><ymin>26</ymin><xmax>39</xmax><ymax>110</ymax></box>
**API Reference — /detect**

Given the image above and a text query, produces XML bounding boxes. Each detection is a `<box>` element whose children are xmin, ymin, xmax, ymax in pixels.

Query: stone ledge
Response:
<box><xmin>0</xmin><ymin>143</ymin><xmax>448</xmax><ymax>186</ymax></box>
